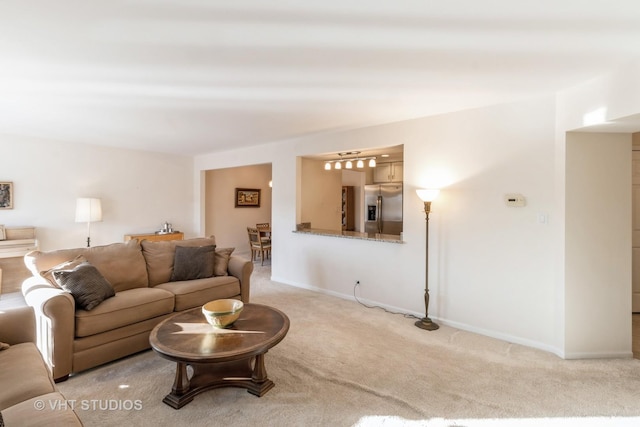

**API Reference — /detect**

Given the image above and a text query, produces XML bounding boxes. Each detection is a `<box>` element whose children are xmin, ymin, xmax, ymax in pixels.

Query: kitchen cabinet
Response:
<box><xmin>374</xmin><ymin>162</ymin><xmax>403</xmax><ymax>183</ymax></box>
<box><xmin>341</xmin><ymin>186</ymin><xmax>355</xmax><ymax>231</ymax></box>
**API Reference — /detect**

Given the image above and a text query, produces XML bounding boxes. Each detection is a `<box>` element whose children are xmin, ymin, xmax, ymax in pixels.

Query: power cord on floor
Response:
<box><xmin>352</xmin><ymin>282</ymin><xmax>420</xmax><ymax>320</ymax></box>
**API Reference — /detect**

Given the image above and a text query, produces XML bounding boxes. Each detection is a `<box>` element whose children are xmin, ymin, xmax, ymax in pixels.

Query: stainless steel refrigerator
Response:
<box><xmin>364</xmin><ymin>183</ymin><xmax>403</xmax><ymax>235</ymax></box>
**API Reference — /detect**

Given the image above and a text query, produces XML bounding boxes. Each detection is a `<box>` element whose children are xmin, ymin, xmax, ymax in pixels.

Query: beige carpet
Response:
<box><xmin>57</xmin><ymin>264</ymin><xmax>640</xmax><ymax>426</ymax></box>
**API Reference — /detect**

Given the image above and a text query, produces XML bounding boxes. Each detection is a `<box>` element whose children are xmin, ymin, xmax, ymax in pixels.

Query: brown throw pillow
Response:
<box><xmin>213</xmin><ymin>247</ymin><xmax>235</xmax><ymax>276</ymax></box>
<box><xmin>170</xmin><ymin>245</ymin><xmax>215</xmax><ymax>281</ymax></box>
<box><xmin>53</xmin><ymin>262</ymin><xmax>115</xmax><ymax>310</ymax></box>
<box><xmin>0</xmin><ymin>342</ymin><xmax>9</xmax><ymax>351</ymax></box>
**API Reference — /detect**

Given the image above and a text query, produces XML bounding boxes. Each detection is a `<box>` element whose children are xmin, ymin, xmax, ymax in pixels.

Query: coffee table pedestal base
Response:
<box><xmin>163</xmin><ymin>353</ymin><xmax>273</xmax><ymax>409</ymax></box>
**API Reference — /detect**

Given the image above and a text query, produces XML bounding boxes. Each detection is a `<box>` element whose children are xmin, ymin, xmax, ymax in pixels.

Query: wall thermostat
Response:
<box><xmin>504</xmin><ymin>193</ymin><xmax>526</xmax><ymax>207</ymax></box>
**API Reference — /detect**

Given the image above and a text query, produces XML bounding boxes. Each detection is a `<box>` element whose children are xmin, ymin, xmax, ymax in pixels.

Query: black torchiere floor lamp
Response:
<box><xmin>415</xmin><ymin>188</ymin><xmax>440</xmax><ymax>331</ymax></box>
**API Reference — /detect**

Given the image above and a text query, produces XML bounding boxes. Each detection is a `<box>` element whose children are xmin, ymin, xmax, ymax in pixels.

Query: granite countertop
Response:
<box><xmin>293</xmin><ymin>228</ymin><xmax>403</xmax><ymax>243</ymax></box>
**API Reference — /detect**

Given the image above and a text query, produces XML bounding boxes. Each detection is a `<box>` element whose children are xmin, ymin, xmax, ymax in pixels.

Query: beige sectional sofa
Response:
<box><xmin>21</xmin><ymin>236</ymin><xmax>252</xmax><ymax>382</ymax></box>
<box><xmin>0</xmin><ymin>306</ymin><xmax>83</xmax><ymax>426</ymax></box>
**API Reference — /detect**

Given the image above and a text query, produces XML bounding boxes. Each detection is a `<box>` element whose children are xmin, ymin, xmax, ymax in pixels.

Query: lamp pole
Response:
<box><xmin>415</xmin><ymin>190</ymin><xmax>439</xmax><ymax>331</ymax></box>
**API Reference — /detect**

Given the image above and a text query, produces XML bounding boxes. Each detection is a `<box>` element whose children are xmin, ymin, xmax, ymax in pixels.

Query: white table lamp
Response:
<box><xmin>75</xmin><ymin>198</ymin><xmax>102</xmax><ymax>247</ymax></box>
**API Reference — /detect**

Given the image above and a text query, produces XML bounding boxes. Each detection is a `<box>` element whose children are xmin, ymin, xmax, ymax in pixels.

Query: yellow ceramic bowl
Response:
<box><xmin>202</xmin><ymin>299</ymin><xmax>244</xmax><ymax>328</ymax></box>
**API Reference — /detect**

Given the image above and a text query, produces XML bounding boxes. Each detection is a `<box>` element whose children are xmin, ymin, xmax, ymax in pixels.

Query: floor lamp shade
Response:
<box><xmin>416</xmin><ymin>189</ymin><xmax>440</xmax><ymax>203</ymax></box>
<box><xmin>76</xmin><ymin>198</ymin><xmax>102</xmax><ymax>247</ymax></box>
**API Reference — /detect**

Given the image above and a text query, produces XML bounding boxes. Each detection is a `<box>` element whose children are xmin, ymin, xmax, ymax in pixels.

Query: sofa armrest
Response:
<box><xmin>0</xmin><ymin>305</ymin><xmax>35</xmax><ymax>345</ymax></box>
<box><xmin>227</xmin><ymin>255</ymin><xmax>253</xmax><ymax>303</ymax></box>
<box><xmin>22</xmin><ymin>276</ymin><xmax>76</xmax><ymax>381</ymax></box>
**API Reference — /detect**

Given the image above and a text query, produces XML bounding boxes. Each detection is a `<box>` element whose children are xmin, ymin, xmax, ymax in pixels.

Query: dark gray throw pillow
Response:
<box><xmin>53</xmin><ymin>262</ymin><xmax>115</xmax><ymax>310</ymax></box>
<box><xmin>170</xmin><ymin>244</ymin><xmax>215</xmax><ymax>282</ymax></box>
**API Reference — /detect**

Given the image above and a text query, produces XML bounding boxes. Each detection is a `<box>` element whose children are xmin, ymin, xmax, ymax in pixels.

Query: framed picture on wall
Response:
<box><xmin>0</xmin><ymin>225</ymin><xmax>5</xmax><ymax>240</ymax></box>
<box><xmin>235</xmin><ymin>188</ymin><xmax>261</xmax><ymax>207</ymax></box>
<box><xmin>0</xmin><ymin>182</ymin><xmax>13</xmax><ymax>209</ymax></box>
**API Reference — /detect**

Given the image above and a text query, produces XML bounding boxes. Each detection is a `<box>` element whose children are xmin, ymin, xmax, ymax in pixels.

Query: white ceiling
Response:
<box><xmin>2</xmin><ymin>1</ymin><xmax>640</xmax><ymax>156</ymax></box>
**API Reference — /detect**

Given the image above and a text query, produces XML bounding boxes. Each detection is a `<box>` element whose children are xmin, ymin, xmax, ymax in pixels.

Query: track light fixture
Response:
<box><xmin>323</xmin><ymin>152</ymin><xmax>377</xmax><ymax>170</ymax></box>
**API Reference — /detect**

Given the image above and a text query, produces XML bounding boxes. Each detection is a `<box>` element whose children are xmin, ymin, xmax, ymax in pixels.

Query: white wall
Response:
<box><xmin>195</xmin><ymin>95</ymin><xmax>560</xmax><ymax>355</ymax></box>
<box><xmin>406</xmin><ymin>97</ymin><xmax>557</xmax><ymax>351</ymax></box>
<box><xmin>0</xmin><ymin>135</ymin><xmax>194</xmax><ymax>250</ymax></box>
<box><xmin>555</xmin><ymin>60</ymin><xmax>640</xmax><ymax>358</ymax></box>
<box><xmin>557</xmin><ymin>59</ymin><xmax>640</xmax><ymax>132</ymax></box>
<box><xmin>565</xmin><ymin>132</ymin><xmax>632</xmax><ymax>358</ymax></box>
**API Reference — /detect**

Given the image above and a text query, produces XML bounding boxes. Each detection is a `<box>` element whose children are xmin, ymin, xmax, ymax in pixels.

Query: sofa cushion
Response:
<box><xmin>170</xmin><ymin>245</ymin><xmax>215</xmax><ymax>281</ymax></box>
<box><xmin>40</xmin><ymin>255</ymin><xmax>88</xmax><ymax>287</ymax></box>
<box><xmin>213</xmin><ymin>247</ymin><xmax>235</xmax><ymax>276</ymax></box>
<box><xmin>142</xmin><ymin>237</ymin><xmax>217</xmax><ymax>286</ymax></box>
<box><xmin>83</xmin><ymin>240</ymin><xmax>149</xmax><ymax>292</ymax></box>
<box><xmin>53</xmin><ymin>261</ymin><xmax>115</xmax><ymax>310</ymax></box>
<box><xmin>26</xmin><ymin>240</ymin><xmax>149</xmax><ymax>293</ymax></box>
<box><xmin>25</xmin><ymin>248</ymin><xmax>86</xmax><ymax>278</ymax></box>
<box><xmin>75</xmin><ymin>287</ymin><xmax>175</xmax><ymax>337</ymax></box>
<box><xmin>156</xmin><ymin>275</ymin><xmax>241</xmax><ymax>311</ymax></box>
<box><xmin>0</xmin><ymin>343</ymin><xmax>56</xmax><ymax>411</ymax></box>
<box><xmin>2</xmin><ymin>392</ymin><xmax>83</xmax><ymax>426</ymax></box>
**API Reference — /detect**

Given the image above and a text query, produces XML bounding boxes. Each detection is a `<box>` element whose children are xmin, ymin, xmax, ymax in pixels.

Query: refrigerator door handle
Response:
<box><xmin>376</xmin><ymin>195</ymin><xmax>382</xmax><ymax>233</ymax></box>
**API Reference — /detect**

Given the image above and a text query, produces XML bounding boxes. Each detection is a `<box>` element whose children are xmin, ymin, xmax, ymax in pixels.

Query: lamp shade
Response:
<box><xmin>75</xmin><ymin>198</ymin><xmax>102</xmax><ymax>223</ymax></box>
<box><xmin>416</xmin><ymin>189</ymin><xmax>440</xmax><ymax>202</ymax></box>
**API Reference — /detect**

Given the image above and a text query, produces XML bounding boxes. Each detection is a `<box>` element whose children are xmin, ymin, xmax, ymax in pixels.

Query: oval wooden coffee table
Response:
<box><xmin>149</xmin><ymin>303</ymin><xmax>290</xmax><ymax>409</ymax></box>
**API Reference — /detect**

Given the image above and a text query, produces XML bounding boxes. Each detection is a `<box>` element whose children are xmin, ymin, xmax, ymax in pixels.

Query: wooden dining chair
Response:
<box><xmin>256</xmin><ymin>223</ymin><xmax>271</xmax><ymax>243</ymax></box>
<box><xmin>247</xmin><ymin>227</ymin><xmax>271</xmax><ymax>265</ymax></box>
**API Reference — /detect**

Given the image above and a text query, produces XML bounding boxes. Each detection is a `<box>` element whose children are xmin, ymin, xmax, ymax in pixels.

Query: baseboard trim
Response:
<box><xmin>563</xmin><ymin>351</ymin><xmax>634</xmax><ymax>359</ymax></box>
<box><xmin>438</xmin><ymin>318</ymin><xmax>564</xmax><ymax>358</ymax></box>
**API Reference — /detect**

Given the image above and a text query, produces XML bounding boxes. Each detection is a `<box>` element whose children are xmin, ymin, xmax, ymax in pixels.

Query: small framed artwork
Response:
<box><xmin>0</xmin><ymin>182</ymin><xmax>13</xmax><ymax>209</ymax></box>
<box><xmin>0</xmin><ymin>225</ymin><xmax>5</xmax><ymax>240</ymax></box>
<box><xmin>235</xmin><ymin>188</ymin><xmax>261</xmax><ymax>207</ymax></box>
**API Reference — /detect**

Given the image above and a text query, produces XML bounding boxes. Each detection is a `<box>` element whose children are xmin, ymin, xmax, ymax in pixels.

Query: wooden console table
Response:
<box><xmin>124</xmin><ymin>232</ymin><xmax>184</xmax><ymax>243</ymax></box>
<box><xmin>0</xmin><ymin>227</ymin><xmax>38</xmax><ymax>294</ymax></box>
